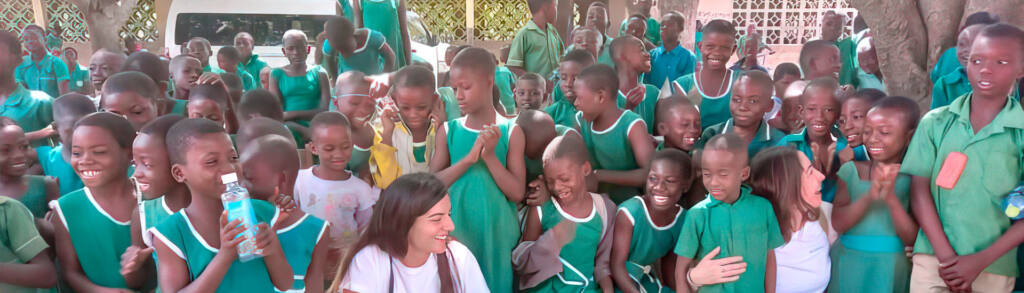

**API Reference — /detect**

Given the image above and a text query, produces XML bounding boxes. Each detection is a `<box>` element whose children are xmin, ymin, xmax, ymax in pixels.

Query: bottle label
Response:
<box><xmin>224</xmin><ymin>198</ymin><xmax>262</xmax><ymax>259</ymax></box>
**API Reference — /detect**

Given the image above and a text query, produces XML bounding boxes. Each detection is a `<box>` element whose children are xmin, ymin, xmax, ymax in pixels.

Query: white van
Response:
<box><xmin>165</xmin><ymin>0</ymin><xmax>447</xmax><ymax>73</ymax></box>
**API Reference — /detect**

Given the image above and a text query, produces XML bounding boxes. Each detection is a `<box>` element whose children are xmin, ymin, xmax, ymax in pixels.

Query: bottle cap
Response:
<box><xmin>221</xmin><ymin>173</ymin><xmax>238</xmax><ymax>184</ymax></box>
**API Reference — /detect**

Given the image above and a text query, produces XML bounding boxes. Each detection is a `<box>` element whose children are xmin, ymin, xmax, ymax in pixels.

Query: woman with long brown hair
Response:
<box><xmin>328</xmin><ymin>173</ymin><xmax>488</xmax><ymax>292</ymax></box>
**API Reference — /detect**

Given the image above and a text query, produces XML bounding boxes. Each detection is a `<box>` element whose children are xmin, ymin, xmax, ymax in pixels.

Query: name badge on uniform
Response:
<box><xmin>936</xmin><ymin>152</ymin><xmax>968</xmax><ymax>190</ymax></box>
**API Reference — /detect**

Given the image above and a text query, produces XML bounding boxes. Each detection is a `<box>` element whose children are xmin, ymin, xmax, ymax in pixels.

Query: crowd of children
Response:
<box><xmin>3</xmin><ymin>0</ymin><xmax>1024</xmax><ymax>292</ymax></box>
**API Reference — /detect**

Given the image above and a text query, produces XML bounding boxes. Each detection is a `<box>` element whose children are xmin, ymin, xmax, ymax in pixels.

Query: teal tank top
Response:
<box><xmin>37</xmin><ymin>145</ymin><xmax>82</xmax><ymax>196</ymax></box>
<box><xmin>615</xmin><ymin>84</ymin><xmax>661</xmax><ymax>134</ymax></box>
<box><xmin>18</xmin><ymin>175</ymin><xmax>49</xmax><ymax>217</ymax></box>
<box><xmin>619</xmin><ymin>196</ymin><xmax>684</xmax><ymax>292</ymax></box>
<box><xmin>322</xmin><ymin>30</ymin><xmax>388</xmax><ymax>75</ymax></box>
<box><xmin>50</xmin><ymin>188</ymin><xmax>132</xmax><ymax>289</ymax></box>
<box><xmin>673</xmin><ymin>69</ymin><xmax>740</xmax><ymax>130</ymax></box>
<box><xmin>274</xmin><ymin>212</ymin><xmax>328</xmax><ymax>292</ymax></box>
<box><xmin>525</xmin><ymin>194</ymin><xmax>605</xmax><ymax>293</ymax></box>
<box><xmin>837</xmin><ymin>162</ymin><xmax>911</xmax><ymax>253</ymax></box>
<box><xmin>575</xmin><ymin>110</ymin><xmax>643</xmax><ymax>203</ymax></box>
<box><xmin>361</xmin><ymin>0</ymin><xmax>407</xmax><ymax>67</ymax></box>
<box><xmin>273</xmin><ymin>67</ymin><xmax>325</xmax><ymax>126</ymax></box>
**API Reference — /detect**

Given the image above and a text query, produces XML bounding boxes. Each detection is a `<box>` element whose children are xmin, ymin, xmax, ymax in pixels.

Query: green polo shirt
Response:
<box><xmin>213</xmin><ymin>68</ymin><xmax>259</xmax><ymax>91</ymax></box>
<box><xmin>14</xmin><ymin>53</ymin><xmax>69</xmax><ymax>98</ymax></box>
<box><xmin>240</xmin><ymin>54</ymin><xmax>269</xmax><ymax>87</ymax></box>
<box><xmin>674</xmin><ymin>186</ymin><xmax>784</xmax><ymax>293</ymax></box>
<box><xmin>1</xmin><ymin>85</ymin><xmax>53</xmax><ymax>137</ymax></box>
<box><xmin>544</xmin><ymin>98</ymin><xmax>578</xmax><ymax>129</ymax></box>
<box><xmin>508</xmin><ymin>20</ymin><xmax>564</xmax><ymax>78</ymax></box>
<box><xmin>836</xmin><ymin>38</ymin><xmax>857</xmax><ymax>86</ymax></box>
<box><xmin>900</xmin><ymin>93</ymin><xmax>1024</xmax><ymax>277</ymax></box>
<box><xmin>0</xmin><ymin>196</ymin><xmax>50</xmax><ymax>293</ymax></box>
<box><xmin>618</xmin><ymin>17</ymin><xmax>662</xmax><ymax>47</ymax></box>
<box><xmin>930</xmin><ymin>67</ymin><xmax>971</xmax><ymax>110</ymax></box>
<box><xmin>697</xmin><ymin>119</ymin><xmax>785</xmax><ymax>158</ymax></box>
<box><xmin>776</xmin><ymin>127</ymin><xmax>848</xmax><ymax>203</ymax></box>
<box><xmin>68</xmin><ymin>63</ymin><xmax>90</xmax><ymax>93</ymax></box>
<box><xmin>930</xmin><ymin>47</ymin><xmax>960</xmax><ymax>83</ymax></box>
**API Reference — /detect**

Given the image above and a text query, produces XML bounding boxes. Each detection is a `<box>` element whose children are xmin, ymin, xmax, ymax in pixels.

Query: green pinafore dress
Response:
<box><xmin>525</xmin><ymin>193</ymin><xmax>605</xmax><ymax>293</ymax></box>
<box><xmin>618</xmin><ymin>196</ymin><xmax>684</xmax><ymax>293</ymax></box>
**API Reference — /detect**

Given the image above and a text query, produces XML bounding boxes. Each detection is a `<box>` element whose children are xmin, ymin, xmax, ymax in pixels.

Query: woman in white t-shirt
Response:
<box><xmin>750</xmin><ymin>147</ymin><xmax>831</xmax><ymax>293</ymax></box>
<box><xmin>328</xmin><ymin>173</ymin><xmax>489</xmax><ymax>293</ymax></box>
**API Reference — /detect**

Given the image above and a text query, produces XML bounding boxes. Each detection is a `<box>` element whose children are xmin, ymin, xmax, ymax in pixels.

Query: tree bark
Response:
<box><xmin>918</xmin><ymin>0</ymin><xmax>964</xmax><ymax>74</ymax></box>
<box><xmin>964</xmin><ymin>0</ymin><xmax>1024</xmax><ymax>29</ymax></box>
<box><xmin>69</xmin><ymin>0</ymin><xmax>138</xmax><ymax>52</ymax></box>
<box><xmin>852</xmin><ymin>0</ymin><xmax>932</xmax><ymax>111</ymax></box>
<box><xmin>659</xmin><ymin>0</ymin><xmax>699</xmax><ymax>51</ymax></box>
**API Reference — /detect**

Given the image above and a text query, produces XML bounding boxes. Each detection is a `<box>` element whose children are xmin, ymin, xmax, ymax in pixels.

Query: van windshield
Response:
<box><xmin>174</xmin><ymin>13</ymin><xmax>331</xmax><ymax>46</ymax></box>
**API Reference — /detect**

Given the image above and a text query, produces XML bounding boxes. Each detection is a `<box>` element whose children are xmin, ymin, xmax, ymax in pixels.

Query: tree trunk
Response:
<box><xmin>69</xmin><ymin>0</ymin><xmax>138</xmax><ymax>52</ymax></box>
<box><xmin>964</xmin><ymin>0</ymin><xmax>1024</xmax><ymax>29</ymax></box>
<box><xmin>659</xmin><ymin>0</ymin><xmax>699</xmax><ymax>51</ymax></box>
<box><xmin>918</xmin><ymin>0</ymin><xmax>964</xmax><ymax>74</ymax></box>
<box><xmin>852</xmin><ymin>0</ymin><xmax>932</xmax><ymax>111</ymax></box>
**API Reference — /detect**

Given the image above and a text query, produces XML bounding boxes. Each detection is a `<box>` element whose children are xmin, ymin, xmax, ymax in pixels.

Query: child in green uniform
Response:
<box><xmin>234</xmin><ymin>32</ymin><xmax>269</xmax><ymax>87</ymax></box>
<box><xmin>776</xmin><ymin>78</ymin><xmax>845</xmax><ymax>204</ymax></box>
<box><xmin>495</xmin><ymin>65</ymin><xmax>519</xmax><ymax>114</ymax></box>
<box><xmin>517</xmin><ymin>110</ymin><xmax>575</xmax><ymax>184</ymax></box>
<box><xmin>150</xmin><ymin>118</ymin><xmax>292</xmax><ymax>292</ymax></box>
<box><xmin>237</xmin><ymin>89</ymin><xmax>309</xmax><ymax>146</ymax></box>
<box><xmin>901</xmin><ymin>24</ymin><xmax>1024</xmax><ymax>292</ymax></box>
<box><xmin>618</xmin><ymin>0</ymin><xmax>660</xmax><ymax>47</ymax></box>
<box><xmin>429</xmin><ymin>47</ymin><xmax>527</xmax><ymax>293</ymax></box>
<box><xmin>49</xmin><ymin>112</ymin><xmax>142</xmax><ymax>291</ymax></box>
<box><xmin>270</xmin><ymin>30</ymin><xmax>331</xmax><ymax>128</ymax></box>
<box><xmin>515</xmin><ymin>73</ymin><xmax>547</xmax><ymax>113</ymax></box>
<box><xmin>214</xmin><ymin>47</ymin><xmax>258</xmax><ymax>91</ymax></box>
<box><xmin>169</xmin><ymin>55</ymin><xmax>203</xmax><ymax>103</ymax></box>
<box><xmin>0</xmin><ymin>195</ymin><xmax>58</xmax><ymax>292</ymax></box>
<box><xmin>931</xmin><ymin>24</ymin><xmax>982</xmax><ymax>110</ymax></box>
<box><xmin>837</xmin><ymin>88</ymin><xmax>885</xmax><ymax>164</ymax></box>
<box><xmin>697</xmin><ymin>71</ymin><xmax>785</xmax><ymax>158</ymax></box>
<box><xmin>820</xmin><ymin>11</ymin><xmax>856</xmax><ymax>86</ymax></box>
<box><xmin>831</xmin><ymin>97</ymin><xmax>920</xmax><ymax>293</ymax></box>
<box><xmin>610</xmin><ymin>149</ymin><xmax>692</xmax><ymax>292</ymax></box>
<box><xmin>187</xmin><ymin>84</ymin><xmax>236</xmax><ymax>133</ymax></box>
<box><xmin>88</xmin><ymin>48</ymin><xmax>126</xmax><ymax>97</ymax></box>
<box><xmin>655</xmin><ymin>95</ymin><xmax>701</xmax><ymax>153</ymax></box>
<box><xmin>672</xmin><ymin>20</ymin><xmax>740</xmax><ymax>130</ymax></box>
<box><xmin>0</xmin><ymin>118</ymin><xmax>58</xmax><ymax>219</ymax></box>
<box><xmin>353</xmin><ymin>0</ymin><xmax>411</xmax><ymax>68</ymax></box>
<box><xmin>37</xmin><ymin>93</ymin><xmax>94</xmax><ymax>195</ymax></box>
<box><xmin>122</xmin><ymin>51</ymin><xmax>183</xmax><ymax>114</ymax></box>
<box><xmin>16</xmin><ymin>25</ymin><xmax>69</xmax><ymax>99</ymax></box>
<box><xmin>186</xmin><ymin>37</ymin><xmax>217</xmax><ymax>73</ymax></box>
<box><xmin>102</xmin><ymin>71</ymin><xmax>162</xmax><ymax>131</ymax></box>
<box><xmin>508</xmin><ymin>0</ymin><xmax>564</xmax><ymax>78</ymax></box>
<box><xmin>573</xmin><ymin>64</ymin><xmax>654</xmax><ymax>204</ymax></box>
<box><xmin>516</xmin><ymin>134</ymin><xmax>616</xmax><ymax>292</ymax></box>
<box><xmin>546</xmin><ymin>49</ymin><xmax>593</xmax><ymax>128</ymax></box>
<box><xmin>322</xmin><ymin>16</ymin><xmax>396</xmax><ymax>77</ymax></box>
<box><xmin>370</xmin><ymin>66</ymin><xmax>441</xmax><ymax>188</ymax></box>
<box><xmin>1</xmin><ymin>31</ymin><xmax>56</xmax><ymax>146</ymax></box>
<box><xmin>674</xmin><ymin>133</ymin><xmax>784</xmax><ymax>293</ymax></box>
<box><xmin>333</xmin><ymin>71</ymin><xmax>376</xmax><ymax>174</ymax></box>
<box><xmin>611</xmin><ymin>36</ymin><xmax>660</xmax><ymax>132</ymax></box>
<box><xmin>622</xmin><ymin>15</ymin><xmax>656</xmax><ymax>51</ymax></box>
<box><xmin>799</xmin><ymin>40</ymin><xmax>842</xmax><ymax>81</ymax></box>
<box><xmin>240</xmin><ymin>135</ymin><xmax>332</xmax><ymax>292</ymax></box>
<box><xmin>62</xmin><ymin>47</ymin><xmax>92</xmax><ymax>94</ymax></box>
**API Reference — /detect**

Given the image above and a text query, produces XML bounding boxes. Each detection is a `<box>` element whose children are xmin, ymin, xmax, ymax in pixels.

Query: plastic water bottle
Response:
<box><xmin>221</xmin><ymin>173</ymin><xmax>263</xmax><ymax>262</ymax></box>
<box><xmin>1003</xmin><ymin>185</ymin><xmax>1024</xmax><ymax>220</ymax></box>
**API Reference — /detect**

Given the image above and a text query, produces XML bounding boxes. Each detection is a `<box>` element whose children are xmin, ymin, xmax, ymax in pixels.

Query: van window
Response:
<box><xmin>175</xmin><ymin>13</ymin><xmax>331</xmax><ymax>46</ymax></box>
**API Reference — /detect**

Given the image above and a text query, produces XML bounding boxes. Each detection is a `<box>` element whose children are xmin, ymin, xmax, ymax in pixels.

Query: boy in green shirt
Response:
<box><xmin>15</xmin><ymin>25</ymin><xmax>68</xmax><ymax>98</ymax></box>
<box><xmin>611</xmin><ymin>35</ymin><xmax>660</xmax><ymax>133</ymax></box>
<box><xmin>0</xmin><ymin>196</ymin><xmax>57</xmax><ymax>292</ymax></box>
<box><xmin>234</xmin><ymin>32</ymin><xmax>269</xmax><ymax>87</ymax></box>
<box><xmin>674</xmin><ymin>133</ymin><xmax>784</xmax><ymax>293</ymax></box>
<box><xmin>214</xmin><ymin>46</ymin><xmax>258</xmax><ymax>91</ymax></box>
<box><xmin>508</xmin><ymin>0</ymin><xmax>564</xmax><ymax>78</ymax></box>
<box><xmin>931</xmin><ymin>24</ymin><xmax>982</xmax><ymax>109</ymax></box>
<box><xmin>697</xmin><ymin>70</ymin><xmax>785</xmax><ymax>158</ymax></box>
<box><xmin>618</xmin><ymin>0</ymin><xmax>660</xmax><ymax>47</ymax></box>
<box><xmin>186</xmin><ymin>37</ymin><xmax>216</xmax><ymax>73</ymax></box>
<box><xmin>546</xmin><ymin>49</ymin><xmax>592</xmax><ymax>128</ymax></box>
<box><xmin>821</xmin><ymin>11</ymin><xmax>856</xmax><ymax>86</ymax></box>
<box><xmin>0</xmin><ymin>30</ymin><xmax>55</xmax><ymax>146</ymax></box>
<box><xmin>901</xmin><ymin>24</ymin><xmax>1024</xmax><ymax>292</ymax></box>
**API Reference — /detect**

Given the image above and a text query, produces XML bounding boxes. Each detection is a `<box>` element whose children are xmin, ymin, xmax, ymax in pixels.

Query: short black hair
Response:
<box><xmin>140</xmin><ymin>114</ymin><xmax>185</xmax><ymax>137</ymax></box>
<box><xmin>736</xmin><ymin>70</ymin><xmax>774</xmax><ymax>96</ymax></box>
<box><xmin>53</xmin><ymin>93</ymin><xmax>97</xmax><ymax>118</ymax></box>
<box><xmin>977</xmin><ymin>23</ymin><xmax>1024</xmax><ymax>54</ymax></box>
<box><xmin>235</xmin><ymin>117</ymin><xmax>295</xmax><ymax>152</ymax></box>
<box><xmin>217</xmin><ymin>46</ymin><xmax>241</xmax><ymax>62</ymax></box>
<box><xmin>801</xmin><ymin>77</ymin><xmax>840</xmax><ymax>103</ymax></box>
<box><xmin>451</xmin><ymin>47</ymin><xmax>496</xmax><ymax>77</ymax></box>
<box><xmin>772</xmin><ymin>62</ymin><xmax>801</xmax><ymax>80</ymax></box>
<box><xmin>964</xmin><ymin>11</ymin><xmax>1000</xmax><ymax>28</ymax></box>
<box><xmin>310</xmin><ymin>111</ymin><xmax>351</xmax><ymax>131</ymax></box>
<box><xmin>392</xmin><ymin>65</ymin><xmax>436</xmax><ymax>91</ymax></box>
<box><xmin>325</xmin><ymin>16</ymin><xmax>356</xmax><ymax>42</ymax></box>
<box><xmin>799</xmin><ymin>40</ymin><xmax>838</xmax><ymax>73</ymax></box>
<box><xmin>74</xmin><ymin>112</ymin><xmax>137</xmax><ymax>149</ymax></box>
<box><xmin>844</xmin><ymin>88</ymin><xmax>886</xmax><ymax>105</ymax></box>
<box><xmin>627</xmin><ymin>13</ymin><xmax>648</xmax><ymax>23</ymax></box>
<box><xmin>561</xmin><ymin>48</ymin><xmax>596</xmax><ymax>66</ymax></box>
<box><xmin>518</xmin><ymin>72</ymin><xmax>546</xmax><ymax>85</ymax></box>
<box><xmin>165</xmin><ymin>118</ymin><xmax>227</xmax><ymax>165</ymax></box>
<box><xmin>650</xmin><ymin>148</ymin><xmax>693</xmax><ymax>181</ymax></box>
<box><xmin>703</xmin><ymin>132</ymin><xmax>748</xmax><ymax>164</ymax></box>
<box><xmin>662</xmin><ymin>11</ymin><xmax>685</xmax><ymax>28</ymax></box>
<box><xmin>0</xmin><ymin>30</ymin><xmax>21</xmax><ymax>56</ymax></box>
<box><xmin>542</xmin><ymin>132</ymin><xmax>589</xmax><ymax>165</ymax></box>
<box><xmin>238</xmin><ymin>89</ymin><xmax>284</xmax><ymax>121</ymax></box>
<box><xmin>610</xmin><ymin>35</ymin><xmax>642</xmax><ymax>68</ymax></box>
<box><xmin>219</xmin><ymin>72</ymin><xmax>243</xmax><ymax>92</ymax></box>
<box><xmin>702</xmin><ymin>19</ymin><xmax>736</xmax><ymax>36</ymax></box>
<box><xmin>870</xmin><ymin>96</ymin><xmax>921</xmax><ymax>129</ymax></box>
<box><xmin>169</xmin><ymin>54</ymin><xmax>199</xmax><ymax>72</ymax></box>
<box><xmin>577</xmin><ymin>64</ymin><xmax>619</xmax><ymax>98</ymax></box>
<box><xmin>188</xmin><ymin>37</ymin><xmax>212</xmax><ymax>52</ymax></box>
<box><xmin>528</xmin><ymin>0</ymin><xmax>554</xmax><ymax>14</ymax></box>
<box><xmin>241</xmin><ymin>134</ymin><xmax>299</xmax><ymax>175</ymax></box>
<box><xmin>655</xmin><ymin>94</ymin><xmax>697</xmax><ymax>126</ymax></box>
<box><xmin>188</xmin><ymin>84</ymin><xmax>230</xmax><ymax>110</ymax></box>
<box><xmin>102</xmin><ymin>71</ymin><xmax>160</xmax><ymax>99</ymax></box>
<box><xmin>123</xmin><ymin>51</ymin><xmax>170</xmax><ymax>85</ymax></box>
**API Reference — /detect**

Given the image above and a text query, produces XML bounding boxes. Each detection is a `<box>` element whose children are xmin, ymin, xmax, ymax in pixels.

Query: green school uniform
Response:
<box><xmin>552</xmin><ymin>81</ymin><xmax>567</xmax><ymax>103</ymax></box>
<box><xmin>544</xmin><ymin>98</ymin><xmax>578</xmax><ymax>130</ymax></box>
<box><xmin>322</xmin><ymin>30</ymin><xmax>389</xmax><ymax>75</ymax></box>
<box><xmin>619</xmin><ymin>196</ymin><xmax>684</xmax><ymax>293</ymax></box>
<box><xmin>673</xmin><ymin>186</ymin><xmax>784</xmax><ymax>293</ymax></box>
<box><xmin>446</xmin><ymin>116</ymin><xmax>519</xmax><ymax>293</ymax></box>
<box><xmin>0</xmin><ymin>196</ymin><xmax>50</xmax><ymax>293</ymax></box>
<box><xmin>673</xmin><ymin>69</ymin><xmax>741</xmax><ymax>130</ymax></box>
<box><xmin>829</xmin><ymin>162</ymin><xmax>911</xmax><ymax>293</ymax></box>
<box><xmin>141</xmin><ymin>197</ymin><xmax>176</xmax><ymax>232</ymax></box>
<box><xmin>202</xmin><ymin>64</ymin><xmax>218</xmax><ymax>73</ymax></box>
<box><xmin>14</xmin><ymin>53</ymin><xmax>69</xmax><ymax>98</ymax></box>
<box><xmin>776</xmin><ymin>127</ymin><xmax>848</xmax><ymax>203</ymax></box>
<box><xmin>696</xmin><ymin>119</ymin><xmax>785</xmax><ymax>158</ymax></box>
<box><xmin>836</xmin><ymin>38</ymin><xmax>857</xmax><ymax>86</ymax></box>
<box><xmin>171</xmin><ymin>99</ymin><xmax>188</xmax><ymax>116</ymax></box>
<box><xmin>348</xmin><ymin>143</ymin><xmax>371</xmax><ymax>173</ymax></box>
<box><xmin>930</xmin><ymin>67</ymin><xmax>971</xmax><ymax>110</ymax></box>
<box><xmin>36</xmin><ymin>145</ymin><xmax>81</xmax><ymax>196</ymax></box>
<box><xmin>15</xmin><ymin>175</ymin><xmax>49</xmax><ymax>217</ymax></box>
<box><xmin>575</xmin><ymin>110</ymin><xmax>643</xmax><ymax>204</ymax></box>
<box><xmin>361</xmin><ymin>0</ymin><xmax>407</xmax><ymax>67</ymax></box>
<box><xmin>339</xmin><ymin>0</ymin><xmax>354</xmax><ymax>19</ymax></box>
<box><xmin>618</xmin><ymin>17</ymin><xmax>662</xmax><ymax>47</ymax></box>
<box><xmin>524</xmin><ymin>125</ymin><xmax>573</xmax><ymax>181</ymax></box>
<box><xmin>1</xmin><ymin>85</ymin><xmax>53</xmax><ymax>146</ymax></box>
<box><xmin>150</xmin><ymin>200</ymin><xmax>278</xmax><ymax>292</ymax></box>
<box><xmin>273</xmin><ymin>67</ymin><xmax>326</xmax><ymax>127</ymax></box>
<box><xmin>495</xmin><ymin>66</ymin><xmax>518</xmax><ymax>114</ymax></box>
<box><xmin>853</xmin><ymin>71</ymin><xmax>885</xmax><ymax>92</ymax></box>
<box><xmin>214</xmin><ymin>68</ymin><xmax>258</xmax><ymax>91</ymax></box>
<box><xmin>930</xmin><ymin>47</ymin><xmax>959</xmax><ymax>83</ymax></box>
<box><xmin>68</xmin><ymin>64</ymin><xmax>90</xmax><ymax>93</ymax></box>
<box><xmin>273</xmin><ymin>212</ymin><xmax>329</xmax><ymax>292</ymax></box>
<box><xmin>525</xmin><ymin>194</ymin><xmax>606</xmax><ymax>293</ymax></box>
<box><xmin>240</xmin><ymin>54</ymin><xmax>269</xmax><ymax>88</ymax></box>
<box><xmin>49</xmin><ymin>188</ymin><xmax>132</xmax><ymax>289</ymax></box>
<box><xmin>437</xmin><ymin>87</ymin><xmax>461</xmax><ymax>121</ymax></box>
<box><xmin>616</xmin><ymin>84</ymin><xmax>660</xmax><ymax>134</ymax></box>
<box><xmin>900</xmin><ymin>93</ymin><xmax>1024</xmax><ymax>277</ymax></box>
<box><xmin>509</xmin><ymin>21</ymin><xmax>565</xmax><ymax>78</ymax></box>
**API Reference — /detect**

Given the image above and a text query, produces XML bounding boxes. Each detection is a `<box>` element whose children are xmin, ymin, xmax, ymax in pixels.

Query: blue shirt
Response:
<box><xmin>1</xmin><ymin>85</ymin><xmax>53</xmax><ymax>146</ymax></box>
<box><xmin>14</xmin><ymin>53</ymin><xmax>69</xmax><ymax>98</ymax></box>
<box><xmin>645</xmin><ymin>44</ymin><xmax>696</xmax><ymax>87</ymax></box>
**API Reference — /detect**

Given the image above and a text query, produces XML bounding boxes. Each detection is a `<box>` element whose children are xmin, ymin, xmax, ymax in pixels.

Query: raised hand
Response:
<box><xmin>479</xmin><ymin>125</ymin><xmax>500</xmax><ymax>157</ymax></box>
<box><xmin>625</xmin><ymin>85</ymin><xmax>645</xmax><ymax>110</ymax></box>
<box><xmin>525</xmin><ymin>176</ymin><xmax>551</xmax><ymax>206</ymax></box>
<box><xmin>119</xmin><ymin>245</ymin><xmax>154</xmax><ymax>277</ymax></box>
